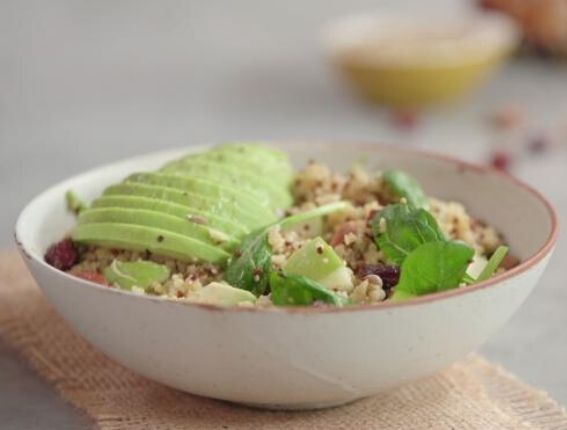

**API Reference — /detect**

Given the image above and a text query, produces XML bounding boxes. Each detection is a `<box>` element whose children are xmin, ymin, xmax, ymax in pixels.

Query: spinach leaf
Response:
<box><xmin>372</xmin><ymin>204</ymin><xmax>445</xmax><ymax>265</ymax></box>
<box><xmin>224</xmin><ymin>202</ymin><xmax>349</xmax><ymax>296</ymax></box>
<box><xmin>392</xmin><ymin>241</ymin><xmax>475</xmax><ymax>301</ymax></box>
<box><xmin>224</xmin><ymin>229</ymin><xmax>272</xmax><ymax>296</ymax></box>
<box><xmin>383</xmin><ymin>169</ymin><xmax>429</xmax><ymax>209</ymax></box>
<box><xmin>270</xmin><ymin>271</ymin><xmax>347</xmax><ymax>307</ymax></box>
<box><xmin>476</xmin><ymin>246</ymin><xmax>509</xmax><ymax>282</ymax></box>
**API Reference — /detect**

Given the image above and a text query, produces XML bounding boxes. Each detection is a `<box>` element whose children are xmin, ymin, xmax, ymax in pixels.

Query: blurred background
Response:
<box><xmin>1</xmin><ymin>0</ymin><xmax>566</xmax><ymax>427</ymax></box>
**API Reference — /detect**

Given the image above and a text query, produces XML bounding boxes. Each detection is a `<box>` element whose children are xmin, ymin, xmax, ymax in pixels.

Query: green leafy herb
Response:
<box><xmin>476</xmin><ymin>246</ymin><xmax>509</xmax><ymax>283</ymax></box>
<box><xmin>65</xmin><ymin>190</ymin><xmax>88</xmax><ymax>215</ymax></box>
<box><xmin>224</xmin><ymin>228</ymin><xmax>272</xmax><ymax>296</ymax></box>
<box><xmin>270</xmin><ymin>271</ymin><xmax>347</xmax><ymax>307</ymax></box>
<box><xmin>383</xmin><ymin>170</ymin><xmax>429</xmax><ymax>209</ymax></box>
<box><xmin>372</xmin><ymin>204</ymin><xmax>445</xmax><ymax>264</ymax></box>
<box><xmin>103</xmin><ymin>260</ymin><xmax>170</xmax><ymax>291</ymax></box>
<box><xmin>392</xmin><ymin>241</ymin><xmax>475</xmax><ymax>301</ymax></box>
<box><xmin>225</xmin><ymin>202</ymin><xmax>349</xmax><ymax>296</ymax></box>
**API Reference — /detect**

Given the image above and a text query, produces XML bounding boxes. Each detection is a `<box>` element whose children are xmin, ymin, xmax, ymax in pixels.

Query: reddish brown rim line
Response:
<box><xmin>15</xmin><ymin>141</ymin><xmax>560</xmax><ymax>315</ymax></box>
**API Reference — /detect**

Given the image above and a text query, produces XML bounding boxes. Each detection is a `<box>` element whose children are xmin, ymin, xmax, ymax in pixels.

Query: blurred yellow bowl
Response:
<box><xmin>325</xmin><ymin>13</ymin><xmax>520</xmax><ymax>108</ymax></box>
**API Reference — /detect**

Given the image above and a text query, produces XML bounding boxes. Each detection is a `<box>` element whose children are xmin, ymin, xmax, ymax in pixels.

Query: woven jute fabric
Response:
<box><xmin>1</xmin><ymin>251</ymin><xmax>566</xmax><ymax>430</ymax></box>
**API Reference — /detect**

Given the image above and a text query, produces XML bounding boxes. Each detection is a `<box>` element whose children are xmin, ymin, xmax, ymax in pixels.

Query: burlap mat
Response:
<box><xmin>1</xmin><ymin>251</ymin><xmax>566</xmax><ymax>430</ymax></box>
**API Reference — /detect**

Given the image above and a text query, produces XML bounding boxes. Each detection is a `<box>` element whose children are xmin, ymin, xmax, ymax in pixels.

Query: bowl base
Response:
<box><xmin>233</xmin><ymin>397</ymin><xmax>363</xmax><ymax>411</ymax></box>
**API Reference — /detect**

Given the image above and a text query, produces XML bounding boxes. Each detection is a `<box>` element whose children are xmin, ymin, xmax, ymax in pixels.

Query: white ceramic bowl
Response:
<box><xmin>15</xmin><ymin>142</ymin><xmax>558</xmax><ymax>410</ymax></box>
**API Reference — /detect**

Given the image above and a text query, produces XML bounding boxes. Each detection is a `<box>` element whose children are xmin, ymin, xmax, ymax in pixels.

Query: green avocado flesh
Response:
<box><xmin>72</xmin><ymin>223</ymin><xmax>230</xmax><ymax>263</ymax></box>
<box><xmin>103</xmin><ymin>183</ymin><xmax>273</xmax><ymax>230</ymax></box>
<box><xmin>104</xmin><ymin>260</ymin><xmax>171</xmax><ymax>291</ymax></box>
<box><xmin>124</xmin><ymin>172</ymin><xmax>273</xmax><ymax>215</ymax></box>
<box><xmin>72</xmin><ymin>143</ymin><xmax>293</xmax><ymax>263</ymax></box>
<box><xmin>78</xmin><ymin>208</ymin><xmax>239</xmax><ymax>250</ymax></box>
<box><xmin>160</xmin><ymin>159</ymin><xmax>293</xmax><ymax>210</ymax></box>
<box><xmin>91</xmin><ymin>196</ymin><xmax>249</xmax><ymax>236</ymax></box>
<box><xmin>171</xmin><ymin>151</ymin><xmax>292</xmax><ymax>187</ymax></box>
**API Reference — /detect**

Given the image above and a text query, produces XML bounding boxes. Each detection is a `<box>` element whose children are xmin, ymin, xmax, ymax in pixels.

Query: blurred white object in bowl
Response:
<box><xmin>15</xmin><ymin>142</ymin><xmax>558</xmax><ymax>410</ymax></box>
<box><xmin>324</xmin><ymin>12</ymin><xmax>520</xmax><ymax>107</ymax></box>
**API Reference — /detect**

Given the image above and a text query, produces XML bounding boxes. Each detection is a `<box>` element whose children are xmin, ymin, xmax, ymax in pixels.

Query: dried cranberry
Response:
<box><xmin>489</xmin><ymin>151</ymin><xmax>512</xmax><ymax>172</ymax></box>
<box><xmin>358</xmin><ymin>264</ymin><xmax>401</xmax><ymax>291</ymax></box>
<box><xmin>44</xmin><ymin>238</ymin><xmax>78</xmax><ymax>271</ymax></box>
<box><xmin>500</xmin><ymin>253</ymin><xmax>521</xmax><ymax>270</ymax></box>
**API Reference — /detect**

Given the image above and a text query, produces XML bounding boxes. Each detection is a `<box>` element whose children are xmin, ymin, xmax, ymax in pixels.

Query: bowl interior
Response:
<box><xmin>16</xmin><ymin>142</ymin><xmax>554</xmax><ymax>275</ymax></box>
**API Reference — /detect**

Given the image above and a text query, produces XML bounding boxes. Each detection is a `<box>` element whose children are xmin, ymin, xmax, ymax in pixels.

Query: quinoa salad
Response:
<box><xmin>44</xmin><ymin>143</ymin><xmax>520</xmax><ymax>308</ymax></box>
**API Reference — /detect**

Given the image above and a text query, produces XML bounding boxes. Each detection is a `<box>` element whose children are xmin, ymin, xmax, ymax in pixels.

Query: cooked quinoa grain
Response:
<box><xmin>62</xmin><ymin>159</ymin><xmax>512</xmax><ymax>306</ymax></box>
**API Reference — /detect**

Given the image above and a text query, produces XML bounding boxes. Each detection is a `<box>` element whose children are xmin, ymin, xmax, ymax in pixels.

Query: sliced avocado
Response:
<box><xmin>72</xmin><ymin>223</ymin><xmax>231</xmax><ymax>264</ymax></box>
<box><xmin>165</xmin><ymin>146</ymin><xmax>294</xmax><ymax>188</ymax></box>
<box><xmin>213</xmin><ymin>143</ymin><xmax>290</xmax><ymax>163</ymax></box>
<box><xmin>73</xmin><ymin>143</ymin><xmax>293</xmax><ymax>264</ymax></box>
<box><xmin>103</xmin><ymin>183</ymin><xmax>274</xmax><ymax>230</ymax></box>
<box><xmin>124</xmin><ymin>172</ymin><xmax>273</xmax><ymax>215</ymax></box>
<box><xmin>157</xmin><ymin>166</ymin><xmax>274</xmax><ymax>209</ymax></box>
<box><xmin>91</xmin><ymin>195</ymin><xmax>249</xmax><ymax>237</ymax></box>
<box><xmin>210</xmin><ymin>144</ymin><xmax>293</xmax><ymax>174</ymax></box>
<box><xmin>103</xmin><ymin>260</ymin><xmax>170</xmax><ymax>291</ymax></box>
<box><xmin>284</xmin><ymin>237</ymin><xmax>353</xmax><ymax>291</ymax></box>
<box><xmin>160</xmin><ymin>159</ymin><xmax>293</xmax><ymax>210</ymax></box>
<box><xmin>189</xmin><ymin>282</ymin><xmax>256</xmax><ymax>306</ymax></box>
<box><xmin>177</xmin><ymin>152</ymin><xmax>292</xmax><ymax>187</ymax></box>
<box><xmin>116</xmin><ymin>177</ymin><xmax>273</xmax><ymax>225</ymax></box>
<box><xmin>78</xmin><ymin>208</ymin><xmax>239</xmax><ymax>250</ymax></box>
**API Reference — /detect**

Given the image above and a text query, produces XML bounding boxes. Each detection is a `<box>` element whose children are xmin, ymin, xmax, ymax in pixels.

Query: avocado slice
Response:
<box><xmin>91</xmin><ymin>195</ymin><xmax>249</xmax><ymax>237</ymax></box>
<box><xmin>116</xmin><ymin>173</ymin><xmax>275</xmax><ymax>227</ymax></box>
<box><xmin>284</xmin><ymin>237</ymin><xmax>353</xmax><ymax>291</ymax></box>
<box><xmin>160</xmin><ymin>159</ymin><xmax>293</xmax><ymax>210</ymax></box>
<box><xmin>175</xmin><ymin>151</ymin><xmax>292</xmax><ymax>187</ymax></box>
<box><xmin>72</xmin><ymin>223</ymin><xmax>230</xmax><ymax>264</ymax></box>
<box><xmin>104</xmin><ymin>260</ymin><xmax>170</xmax><ymax>291</ymax></box>
<box><xmin>124</xmin><ymin>172</ymin><xmax>273</xmax><ymax>216</ymax></box>
<box><xmin>188</xmin><ymin>282</ymin><xmax>256</xmax><ymax>306</ymax></box>
<box><xmin>210</xmin><ymin>144</ymin><xmax>293</xmax><ymax>175</ymax></box>
<box><xmin>103</xmin><ymin>183</ymin><xmax>274</xmax><ymax>230</ymax></box>
<box><xmin>78</xmin><ymin>208</ymin><xmax>239</xmax><ymax>250</ymax></box>
<box><xmin>214</xmin><ymin>142</ymin><xmax>290</xmax><ymax>163</ymax></box>
<box><xmin>72</xmin><ymin>143</ymin><xmax>293</xmax><ymax>264</ymax></box>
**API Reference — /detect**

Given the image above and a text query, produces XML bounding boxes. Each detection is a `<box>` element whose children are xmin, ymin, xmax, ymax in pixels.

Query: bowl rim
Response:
<box><xmin>15</xmin><ymin>141</ymin><xmax>559</xmax><ymax>315</ymax></box>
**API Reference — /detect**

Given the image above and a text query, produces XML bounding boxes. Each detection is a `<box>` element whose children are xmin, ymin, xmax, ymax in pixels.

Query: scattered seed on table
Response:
<box><xmin>489</xmin><ymin>151</ymin><xmax>513</xmax><ymax>171</ymax></box>
<box><xmin>490</xmin><ymin>104</ymin><xmax>526</xmax><ymax>130</ymax></box>
<box><xmin>527</xmin><ymin>134</ymin><xmax>551</xmax><ymax>154</ymax></box>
